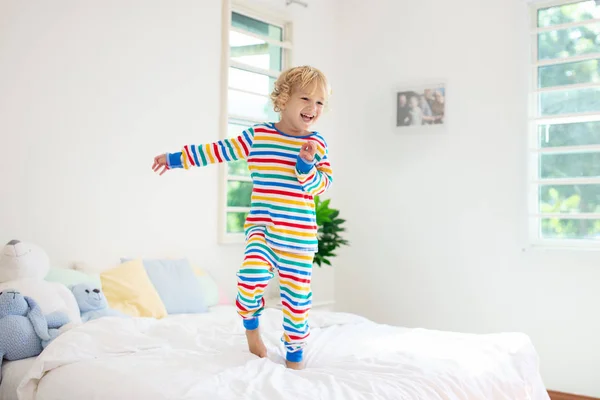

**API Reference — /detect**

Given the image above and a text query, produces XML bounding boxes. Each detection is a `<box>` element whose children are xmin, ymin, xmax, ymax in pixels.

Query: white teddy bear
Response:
<box><xmin>0</xmin><ymin>240</ymin><xmax>81</xmax><ymax>324</ymax></box>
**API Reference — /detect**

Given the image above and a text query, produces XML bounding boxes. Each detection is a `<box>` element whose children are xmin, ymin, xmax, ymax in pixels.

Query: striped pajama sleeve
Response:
<box><xmin>166</xmin><ymin>128</ymin><xmax>255</xmax><ymax>169</ymax></box>
<box><xmin>295</xmin><ymin>148</ymin><xmax>333</xmax><ymax>197</ymax></box>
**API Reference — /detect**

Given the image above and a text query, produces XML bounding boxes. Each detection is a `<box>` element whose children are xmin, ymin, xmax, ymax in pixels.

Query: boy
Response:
<box><xmin>152</xmin><ymin>65</ymin><xmax>333</xmax><ymax>369</ymax></box>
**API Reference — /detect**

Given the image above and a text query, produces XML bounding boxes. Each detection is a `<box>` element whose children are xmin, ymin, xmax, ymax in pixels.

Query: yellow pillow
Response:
<box><xmin>100</xmin><ymin>259</ymin><xmax>167</xmax><ymax>319</ymax></box>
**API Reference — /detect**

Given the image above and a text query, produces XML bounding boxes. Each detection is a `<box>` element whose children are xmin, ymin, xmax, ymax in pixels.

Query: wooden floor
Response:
<box><xmin>548</xmin><ymin>391</ymin><xmax>600</xmax><ymax>400</ymax></box>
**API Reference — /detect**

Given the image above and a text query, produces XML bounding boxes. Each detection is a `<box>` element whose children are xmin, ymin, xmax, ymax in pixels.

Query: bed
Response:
<box><xmin>7</xmin><ymin>306</ymin><xmax>548</xmax><ymax>400</ymax></box>
<box><xmin>0</xmin><ymin>359</ymin><xmax>36</xmax><ymax>400</ymax></box>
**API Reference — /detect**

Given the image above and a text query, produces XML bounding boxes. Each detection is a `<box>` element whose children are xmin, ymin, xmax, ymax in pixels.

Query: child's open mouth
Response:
<box><xmin>301</xmin><ymin>113</ymin><xmax>314</xmax><ymax>123</ymax></box>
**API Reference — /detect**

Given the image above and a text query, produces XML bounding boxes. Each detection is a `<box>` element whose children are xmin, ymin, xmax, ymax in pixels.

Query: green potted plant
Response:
<box><xmin>314</xmin><ymin>195</ymin><xmax>348</xmax><ymax>267</ymax></box>
<box><xmin>263</xmin><ymin>196</ymin><xmax>348</xmax><ymax>304</ymax></box>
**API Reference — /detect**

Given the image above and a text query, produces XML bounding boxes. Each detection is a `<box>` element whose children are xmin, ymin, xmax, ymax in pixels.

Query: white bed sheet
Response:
<box><xmin>17</xmin><ymin>306</ymin><xmax>549</xmax><ymax>400</ymax></box>
<box><xmin>0</xmin><ymin>358</ymin><xmax>36</xmax><ymax>400</ymax></box>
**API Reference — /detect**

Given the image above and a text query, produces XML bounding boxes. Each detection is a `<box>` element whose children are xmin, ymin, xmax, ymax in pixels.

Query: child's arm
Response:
<box><xmin>295</xmin><ymin>141</ymin><xmax>333</xmax><ymax>196</ymax></box>
<box><xmin>153</xmin><ymin>128</ymin><xmax>255</xmax><ymax>175</ymax></box>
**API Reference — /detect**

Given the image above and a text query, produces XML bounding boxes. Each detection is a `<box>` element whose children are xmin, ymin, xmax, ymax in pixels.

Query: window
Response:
<box><xmin>219</xmin><ymin>6</ymin><xmax>291</xmax><ymax>242</ymax></box>
<box><xmin>530</xmin><ymin>0</ymin><xmax>600</xmax><ymax>245</ymax></box>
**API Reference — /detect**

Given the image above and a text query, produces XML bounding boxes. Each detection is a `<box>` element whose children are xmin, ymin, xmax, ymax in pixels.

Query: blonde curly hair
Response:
<box><xmin>270</xmin><ymin>65</ymin><xmax>331</xmax><ymax>113</ymax></box>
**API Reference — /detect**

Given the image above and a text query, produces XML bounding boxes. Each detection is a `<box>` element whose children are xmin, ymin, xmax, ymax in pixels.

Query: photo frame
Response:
<box><xmin>396</xmin><ymin>82</ymin><xmax>446</xmax><ymax>130</ymax></box>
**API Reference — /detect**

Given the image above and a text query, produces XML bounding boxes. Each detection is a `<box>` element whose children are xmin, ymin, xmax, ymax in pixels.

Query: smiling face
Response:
<box><xmin>279</xmin><ymin>82</ymin><xmax>326</xmax><ymax>132</ymax></box>
<box><xmin>270</xmin><ymin>66</ymin><xmax>330</xmax><ymax>136</ymax></box>
<box><xmin>71</xmin><ymin>283</ymin><xmax>107</xmax><ymax>313</ymax></box>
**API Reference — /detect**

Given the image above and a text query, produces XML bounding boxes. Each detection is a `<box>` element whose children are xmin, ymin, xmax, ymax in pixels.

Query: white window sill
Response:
<box><xmin>522</xmin><ymin>242</ymin><xmax>600</xmax><ymax>252</ymax></box>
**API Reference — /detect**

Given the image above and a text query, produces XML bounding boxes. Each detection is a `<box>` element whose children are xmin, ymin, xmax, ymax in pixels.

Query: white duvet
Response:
<box><xmin>17</xmin><ymin>306</ymin><xmax>549</xmax><ymax>400</ymax></box>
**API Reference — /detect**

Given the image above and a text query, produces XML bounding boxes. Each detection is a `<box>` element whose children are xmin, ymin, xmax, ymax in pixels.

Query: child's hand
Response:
<box><xmin>299</xmin><ymin>141</ymin><xmax>317</xmax><ymax>162</ymax></box>
<box><xmin>152</xmin><ymin>154</ymin><xmax>169</xmax><ymax>175</ymax></box>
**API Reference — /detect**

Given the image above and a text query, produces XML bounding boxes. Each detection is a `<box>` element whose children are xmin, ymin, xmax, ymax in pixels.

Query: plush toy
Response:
<box><xmin>70</xmin><ymin>283</ymin><xmax>126</xmax><ymax>322</ymax></box>
<box><xmin>0</xmin><ymin>289</ymin><xmax>70</xmax><ymax>382</ymax></box>
<box><xmin>0</xmin><ymin>240</ymin><xmax>81</xmax><ymax>324</ymax></box>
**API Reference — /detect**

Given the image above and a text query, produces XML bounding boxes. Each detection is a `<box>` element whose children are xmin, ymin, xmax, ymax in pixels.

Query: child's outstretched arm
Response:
<box><xmin>152</xmin><ymin>127</ymin><xmax>255</xmax><ymax>175</ymax></box>
<box><xmin>295</xmin><ymin>140</ymin><xmax>333</xmax><ymax>196</ymax></box>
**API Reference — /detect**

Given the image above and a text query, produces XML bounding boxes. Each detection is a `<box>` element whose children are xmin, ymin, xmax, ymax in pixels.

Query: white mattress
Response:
<box><xmin>16</xmin><ymin>306</ymin><xmax>549</xmax><ymax>400</ymax></box>
<box><xmin>0</xmin><ymin>358</ymin><xmax>36</xmax><ymax>400</ymax></box>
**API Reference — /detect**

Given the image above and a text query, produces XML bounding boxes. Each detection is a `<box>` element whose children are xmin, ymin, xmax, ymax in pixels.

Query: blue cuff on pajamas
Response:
<box><xmin>167</xmin><ymin>152</ymin><xmax>183</xmax><ymax>169</ymax></box>
<box><xmin>296</xmin><ymin>155</ymin><xmax>315</xmax><ymax>174</ymax></box>
<box><xmin>286</xmin><ymin>349</ymin><xmax>303</xmax><ymax>363</ymax></box>
<box><xmin>243</xmin><ymin>317</ymin><xmax>259</xmax><ymax>330</ymax></box>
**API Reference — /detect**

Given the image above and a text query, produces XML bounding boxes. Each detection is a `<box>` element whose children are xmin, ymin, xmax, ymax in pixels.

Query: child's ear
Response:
<box><xmin>278</xmin><ymin>99</ymin><xmax>287</xmax><ymax>111</ymax></box>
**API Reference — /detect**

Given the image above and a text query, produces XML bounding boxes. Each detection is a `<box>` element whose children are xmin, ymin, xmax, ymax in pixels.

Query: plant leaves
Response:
<box><xmin>314</xmin><ymin>197</ymin><xmax>349</xmax><ymax>267</ymax></box>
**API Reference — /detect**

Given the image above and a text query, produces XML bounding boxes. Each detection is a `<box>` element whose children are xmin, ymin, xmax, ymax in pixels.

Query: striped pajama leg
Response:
<box><xmin>275</xmin><ymin>249</ymin><xmax>314</xmax><ymax>363</ymax></box>
<box><xmin>235</xmin><ymin>229</ymin><xmax>276</xmax><ymax>330</ymax></box>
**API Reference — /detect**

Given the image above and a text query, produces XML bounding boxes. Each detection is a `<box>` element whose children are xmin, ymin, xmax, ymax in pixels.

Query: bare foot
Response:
<box><xmin>245</xmin><ymin>329</ymin><xmax>267</xmax><ymax>358</ymax></box>
<box><xmin>285</xmin><ymin>360</ymin><xmax>304</xmax><ymax>370</ymax></box>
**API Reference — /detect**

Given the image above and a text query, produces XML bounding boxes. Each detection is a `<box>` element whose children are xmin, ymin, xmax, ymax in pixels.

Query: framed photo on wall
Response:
<box><xmin>396</xmin><ymin>82</ymin><xmax>446</xmax><ymax>129</ymax></box>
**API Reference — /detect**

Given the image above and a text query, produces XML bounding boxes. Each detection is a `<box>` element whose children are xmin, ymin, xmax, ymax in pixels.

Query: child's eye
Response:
<box><xmin>301</xmin><ymin>97</ymin><xmax>309</xmax><ymax>101</ymax></box>
<box><xmin>317</xmin><ymin>102</ymin><xmax>324</xmax><ymax>106</ymax></box>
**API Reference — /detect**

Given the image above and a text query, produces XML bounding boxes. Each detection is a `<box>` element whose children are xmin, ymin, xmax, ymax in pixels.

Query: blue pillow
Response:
<box><xmin>121</xmin><ymin>258</ymin><xmax>207</xmax><ymax>314</ymax></box>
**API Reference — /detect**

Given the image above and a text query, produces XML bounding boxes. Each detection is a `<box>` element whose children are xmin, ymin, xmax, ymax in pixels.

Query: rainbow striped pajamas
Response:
<box><xmin>166</xmin><ymin>122</ymin><xmax>333</xmax><ymax>362</ymax></box>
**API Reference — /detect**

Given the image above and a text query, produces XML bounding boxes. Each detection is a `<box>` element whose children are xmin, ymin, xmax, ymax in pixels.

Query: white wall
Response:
<box><xmin>331</xmin><ymin>0</ymin><xmax>600</xmax><ymax>397</ymax></box>
<box><xmin>6</xmin><ymin>0</ymin><xmax>596</xmax><ymax>396</ymax></box>
<box><xmin>0</xmin><ymin>0</ymin><xmax>337</xmax><ymax>305</ymax></box>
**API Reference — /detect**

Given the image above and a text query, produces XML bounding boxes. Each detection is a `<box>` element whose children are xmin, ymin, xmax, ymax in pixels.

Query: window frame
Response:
<box><xmin>217</xmin><ymin>1</ymin><xmax>292</xmax><ymax>244</ymax></box>
<box><xmin>528</xmin><ymin>0</ymin><xmax>600</xmax><ymax>249</ymax></box>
